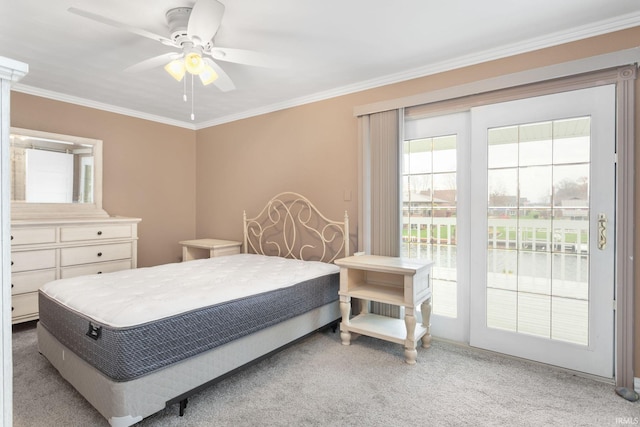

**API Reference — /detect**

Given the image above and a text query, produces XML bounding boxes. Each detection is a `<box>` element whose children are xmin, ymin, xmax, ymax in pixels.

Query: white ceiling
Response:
<box><xmin>2</xmin><ymin>0</ymin><xmax>640</xmax><ymax>129</ymax></box>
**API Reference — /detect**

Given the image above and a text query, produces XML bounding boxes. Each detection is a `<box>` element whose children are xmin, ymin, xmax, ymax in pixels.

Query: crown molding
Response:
<box><xmin>196</xmin><ymin>11</ymin><xmax>640</xmax><ymax>128</ymax></box>
<box><xmin>0</xmin><ymin>56</ymin><xmax>28</xmax><ymax>83</ymax></box>
<box><xmin>12</xmin><ymin>11</ymin><xmax>640</xmax><ymax>131</ymax></box>
<box><xmin>10</xmin><ymin>84</ymin><xmax>196</xmax><ymax>130</ymax></box>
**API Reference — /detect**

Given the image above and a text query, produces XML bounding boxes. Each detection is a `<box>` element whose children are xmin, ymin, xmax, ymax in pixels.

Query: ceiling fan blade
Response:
<box><xmin>68</xmin><ymin>7</ymin><xmax>175</xmax><ymax>46</ymax></box>
<box><xmin>124</xmin><ymin>53</ymin><xmax>183</xmax><ymax>73</ymax></box>
<box><xmin>203</xmin><ymin>58</ymin><xmax>235</xmax><ymax>92</ymax></box>
<box><xmin>208</xmin><ymin>47</ymin><xmax>286</xmax><ymax>68</ymax></box>
<box><xmin>187</xmin><ymin>0</ymin><xmax>225</xmax><ymax>44</ymax></box>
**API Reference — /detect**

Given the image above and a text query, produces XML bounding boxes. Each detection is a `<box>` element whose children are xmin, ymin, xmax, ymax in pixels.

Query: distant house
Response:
<box><xmin>559</xmin><ymin>198</ymin><xmax>589</xmax><ymax>219</ymax></box>
<box><xmin>403</xmin><ymin>190</ymin><xmax>456</xmax><ymax>218</ymax></box>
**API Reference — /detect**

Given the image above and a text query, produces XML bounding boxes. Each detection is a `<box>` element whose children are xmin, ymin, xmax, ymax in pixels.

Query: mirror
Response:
<box><xmin>10</xmin><ymin>128</ymin><xmax>108</xmax><ymax>219</ymax></box>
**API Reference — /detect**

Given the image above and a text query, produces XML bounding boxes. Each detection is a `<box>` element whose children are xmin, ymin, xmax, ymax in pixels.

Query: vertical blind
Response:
<box><xmin>360</xmin><ymin>109</ymin><xmax>401</xmax><ymax>257</ymax></box>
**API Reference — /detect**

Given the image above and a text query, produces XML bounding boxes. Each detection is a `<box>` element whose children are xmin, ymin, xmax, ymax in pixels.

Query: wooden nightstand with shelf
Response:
<box><xmin>335</xmin><ymin>255</ymin><xmax>433</xmax><ymax>364</ymax></box>
<box><xmin>179</xmin><ymin>239</ymin><xmax>242</xmax><ymax>261</ymax></box>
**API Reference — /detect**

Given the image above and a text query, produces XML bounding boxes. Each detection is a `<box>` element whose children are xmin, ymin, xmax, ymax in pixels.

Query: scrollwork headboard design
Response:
<box><xmin>243</xmin><ymin>192</ymin><xmax>349</xmax><ymax>263</ymax></box>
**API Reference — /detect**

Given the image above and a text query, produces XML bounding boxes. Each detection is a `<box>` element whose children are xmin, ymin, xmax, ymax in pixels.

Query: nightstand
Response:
<box><xmin>335</xmin><ymin>255</ymin><xmax>433</xmax><ymax>364</ymax></box>
<box><xmin>179</xmin><ymin>238</ymin><xmax>242</xmax><ymax>261</ymax></box>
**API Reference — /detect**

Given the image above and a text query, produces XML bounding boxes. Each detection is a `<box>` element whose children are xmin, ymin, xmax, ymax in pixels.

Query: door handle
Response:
<box><xmin>598</xmin><ymin>213</ymin><xmax>607</xmax><ymax>250</ymax></box>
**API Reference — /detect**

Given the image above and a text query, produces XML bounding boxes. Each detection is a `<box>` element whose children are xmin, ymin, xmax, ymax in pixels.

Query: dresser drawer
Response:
<box><xmin>12</xmin><ymin>269</ymin><xmax>56</xmax><ymax>294</ymax></box>
<box><xmin>60</xmin><ymin>224</ymin><xmax>133</xmax><ymax>242</ymax></box>
<box><xmin>11</xmin><ymin>249</ymin><xmax>56</xmax><ymax>273</ymax></box>
<box><xmin>61</xmin><ymin>259</ymin><xmax>133</xmax><ymax>279</ymax></box>
<box><xmin>60</xmin><ymin>242</ymin><xmax>132</xmax><ymax>266</ymax></box>
<box><xmin>11</xmin><ymin>227</ymin><xmax>56</xmax><ymax>246</ymax></box>
<box><xmin>12</xmin><ymin>292</ymin><xmax>38</xmax><ymax>319</ymax></box>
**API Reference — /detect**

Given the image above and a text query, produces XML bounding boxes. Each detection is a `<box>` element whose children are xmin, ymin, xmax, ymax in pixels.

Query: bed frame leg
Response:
<box><xmin>179</xmin><ymin>398</ymin><xmax>188</xmax><ymax>416</ymax></box>
<box><xmin>331</xmin><ymin>321</ymin><xmax>339</xmax><ymax>333</ymax></box>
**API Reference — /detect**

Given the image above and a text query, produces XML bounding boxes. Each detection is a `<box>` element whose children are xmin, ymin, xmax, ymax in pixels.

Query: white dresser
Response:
<box><xmin>10</xmin><ymin>216</ymin><xmax>140</xmax><ymax>324</ymax></box>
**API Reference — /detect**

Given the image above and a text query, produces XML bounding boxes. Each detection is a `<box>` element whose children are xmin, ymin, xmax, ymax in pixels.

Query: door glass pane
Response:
<box><xmin>404</xmin><ymin>138</ymin><xmax>432</xmax><ymax>174</ymax></box>
<box><xmin>519</xmin><ymin>121</ymin><xmax>552</xmax><ymax>166</ymax></box>
<box><xmin>553</xmin><ymin>117</ymin><xmax>590</xmax><ymax>164</ymax></box>
<box><xmin>486</xmin><ymin>116</ymin><xmax>590</xmax><ymax>345</ymax></box>
<box><xmin>403</xmin><ymin>135</ymin><xmax>457</xmax><ymax>318</ymax></box>
<box><xmin>488</xmin><ymin>126</ymin><xmax>518</xmax><ymax>168</ymax></box>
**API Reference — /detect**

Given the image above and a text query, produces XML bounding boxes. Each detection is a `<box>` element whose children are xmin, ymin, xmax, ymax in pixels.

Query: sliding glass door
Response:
<box><xmin>469</xmin><ymin>86</ymin><xmax>616</xmax><ymax>378</ymax></box>
<box><xmin>402</xmin><ymin>85</ymin><xmax>616</xmax><ymax>377</ymax></box>
<box><xmin>403</xmin><ymin>113</ymin><xmax>469</xmax><ymax>342</ymax></box>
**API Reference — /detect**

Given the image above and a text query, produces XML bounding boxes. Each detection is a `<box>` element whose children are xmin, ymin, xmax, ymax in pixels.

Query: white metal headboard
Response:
<box><xmin>243</xmin><ymin>192</ymin><xmax>349</xmax><ymax>263</ymax></box>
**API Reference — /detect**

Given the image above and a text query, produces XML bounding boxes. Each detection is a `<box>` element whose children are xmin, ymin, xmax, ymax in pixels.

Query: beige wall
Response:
<box><xmin>7</xmin><ymin>26</ymin><xmax>640</xmax><ymax>374</ymax></box>
<box><xmin>10</xmin><ymin>94</ymin><xmax>197</xmax><ymax>267</ymax></box>
<box><xmin>195</xmin><ymin>98</ymin><xmax>359</xmax><ymax>245</ymax></box>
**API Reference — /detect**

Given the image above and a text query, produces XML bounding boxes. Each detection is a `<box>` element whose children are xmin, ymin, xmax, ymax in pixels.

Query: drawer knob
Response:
<box><xmin>97</xmin><ymin>231</ymin><xmax>103</xmax><ymax>236</ymax></box>
<box><xmin>97</xmin><ymin>252</ymin><xmax>103</xmax><ymax>257</ymax></box>
<box><xmin>11</xmin><ymin>261</ymin><xmax>13</xmax><ymax>266</ymax></box>
<box><xmin>11</xmin><ymin>284</ymin><xmax>14</xmax><ymax>288</ymax></box>
<box><xmin>97</xmin><ymin>271</ymin><xmax>102</xmax><ymax>274</ymax></box>
<box><xmin>10</xmin><ymin>235</ymin><xmax>13</xmax><ymax>240</ymax></box>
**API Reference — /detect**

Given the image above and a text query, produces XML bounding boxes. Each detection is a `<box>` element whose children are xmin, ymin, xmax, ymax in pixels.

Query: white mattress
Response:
<box><xmin>40</xmin><ymin>253</ymin><xmax>339</xmax><ymax>327</ymax></box>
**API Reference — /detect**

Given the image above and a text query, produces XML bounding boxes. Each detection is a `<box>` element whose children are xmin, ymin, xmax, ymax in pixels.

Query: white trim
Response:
<box><xmin>0</xmin><ymin>56</ymin><xmax>27</xmax><ymax>83</ymax></box>
<box><xmin>635</xmin><ymin>377</ymin><xmax>640</xmax><ymax>393</ymax></box>
<box><xmin>11</xmin><ymin>85</ymin><xmax>196</xmax><ymax>131</ymax></box>
<box><xmin>203</xmin><ymin>16</ymin><xmax>640</xmax><ymax>127</ymax></box>
<box><xmin>0</xmin><ymin>55</ymin><xmax>26</xmax><ymax>427</ymax></box>
<box><xmin>9</xmin><ymin>15</ymin><xmax>640</xmax><ymax>129</ymax></box>
<box><xmin>354</xmin><ymin>47</ymin><xmax>640</xmax><ymax>117</ymax></box>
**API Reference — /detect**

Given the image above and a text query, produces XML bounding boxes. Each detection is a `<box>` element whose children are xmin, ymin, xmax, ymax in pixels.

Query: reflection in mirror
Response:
<box><xmin>10</xmin><ymin>132</ymin><xmax>95</xmax><ymax>204</ymax></box>
<box><xmin>10</xmin><ymin>128</ymin><xmax>107</xmax><ymax>219</ymax></box>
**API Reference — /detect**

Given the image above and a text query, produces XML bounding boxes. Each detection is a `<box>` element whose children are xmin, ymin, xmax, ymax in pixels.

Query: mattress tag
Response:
<box><xmin>86</xmin><ymin>323</ymin><xmax>102</xmax><ymax>340</ymax></box>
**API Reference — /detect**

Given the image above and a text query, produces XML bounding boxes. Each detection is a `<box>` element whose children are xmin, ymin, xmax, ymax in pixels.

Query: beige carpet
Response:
<box><xmin>12</xmin><ymin>321</ymin><xmax>639</xmax><ymax>426</ymax></box>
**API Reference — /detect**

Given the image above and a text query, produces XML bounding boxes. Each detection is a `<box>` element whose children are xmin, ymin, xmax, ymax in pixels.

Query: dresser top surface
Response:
<box><xmin>12</xmin><ymin>216</ymin><xmax>141</xmax><ymax>227</ymax></box>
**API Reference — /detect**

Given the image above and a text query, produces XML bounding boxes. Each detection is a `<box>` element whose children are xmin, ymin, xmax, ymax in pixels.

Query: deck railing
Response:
<box><xmin>402</xmin><ymin>217</ymin><xmax>589</xmax><ymax>254</ymax></box>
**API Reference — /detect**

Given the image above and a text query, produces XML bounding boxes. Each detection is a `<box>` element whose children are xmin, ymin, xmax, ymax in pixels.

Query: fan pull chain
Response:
<box><xmin>191</xmin><ymin>74</ymin><xmax>195</xmax><ymax>121</ymax></box>
<box><xmin>183</xmin><ymin>75</ymin><xmax>187</xmax><ymax>102</ymax></box>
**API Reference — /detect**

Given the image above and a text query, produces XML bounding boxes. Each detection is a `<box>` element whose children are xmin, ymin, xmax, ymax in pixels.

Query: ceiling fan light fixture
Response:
<box><xmin>164</xmin><ymin>59</ymin><xmax>186</xmax><ymax>81</ymax></box>
<box><xmin>199</xmin><ymin>65</ymin><xmax>219</xmax><ymax>85</ymax></box>
<box><xmin>184</xmin><ymin>51</ymin><xmax>205</xmax><ymax>74</ymax></box>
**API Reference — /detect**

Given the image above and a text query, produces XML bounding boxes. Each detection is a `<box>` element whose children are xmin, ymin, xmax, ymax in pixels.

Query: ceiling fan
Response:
<box><xmin>69</xmin><ymin>0</ymin><xmax>279</xmax><ymax>92</ymax></box>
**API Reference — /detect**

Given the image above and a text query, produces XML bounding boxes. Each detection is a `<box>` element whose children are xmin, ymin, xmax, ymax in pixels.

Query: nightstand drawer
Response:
<box><xmin>61</xmin><ymin>259</ymin><xmax>133</xmax><ymax>279</ymax></box>
<box><xmin>60</xmin><ymin>224</ymin><xmax>133</xmax><ymax>242</ymax></box>
<box><xmin>12</xmin><ymin>269</ymin><xmax>56</xmax><ymax>294</ymax></box>
<box><xmin>11</xmin><ymin>249</ymin><xmax>56</xmax><ymax>273</ymax></box>
<box><xmin>12</xmin><ymin>293</ymin><xmax>38</xmax><ymax>318</ymax></box>
<box><xmin>60</xmin><ymin>242</ymin><xmax>132</xmax><ymax>266</ymax></box>
<box><xmin>11</xmin><ymin>227</ymin><xmax>56</xmax><ymax>246</ymax></box>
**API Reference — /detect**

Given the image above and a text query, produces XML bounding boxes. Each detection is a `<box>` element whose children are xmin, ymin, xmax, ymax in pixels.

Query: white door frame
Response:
<box><xmin>1</xmin><ymin>56</ymin><xmax>29</xmax><ymax>427</ymax></box>
<box><xmin>356</xmin><ymin>57</ymin><xmax>635</xmax><ymax>386</ymax></box>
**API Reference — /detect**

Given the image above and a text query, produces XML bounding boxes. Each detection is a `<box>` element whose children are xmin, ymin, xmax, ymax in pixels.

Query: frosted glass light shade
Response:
<box><xmin>164</xmin><ymin>60</ymin><xmax>186</xmax><ymax>81</ymax></box>
<box><xmin>199</xmin><ymin>65</ymin><xmax>219</xmax><ymax>85</ymax></box>
<box><xmin>185</xmin><ymin>52</ymin><xmax>205</xmax><ymax>74</ymax></box>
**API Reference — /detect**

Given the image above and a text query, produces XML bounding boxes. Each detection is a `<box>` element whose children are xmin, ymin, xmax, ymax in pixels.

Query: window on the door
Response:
<box><xmin>402</xmin><ymin>134</ymin><xmax>457</xmax><ymax>318</ymax></box>
<box><xmin>486</xmin><ymin>117</ymin><xmax>591</xmax><ymax>345</ymax></box>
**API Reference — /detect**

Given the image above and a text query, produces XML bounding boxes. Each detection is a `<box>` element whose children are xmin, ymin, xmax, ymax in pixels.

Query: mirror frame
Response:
<box><xmin>10</xmin><ymin>127</ymin><xmax>109</xmax><ymax>219</ymax></box>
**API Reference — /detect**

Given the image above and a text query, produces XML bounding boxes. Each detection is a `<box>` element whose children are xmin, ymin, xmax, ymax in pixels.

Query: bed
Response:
<box><xmin>36</xmin><ymin>192</ymin><xmax>349</xmax><ymax>427</ymax></box>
